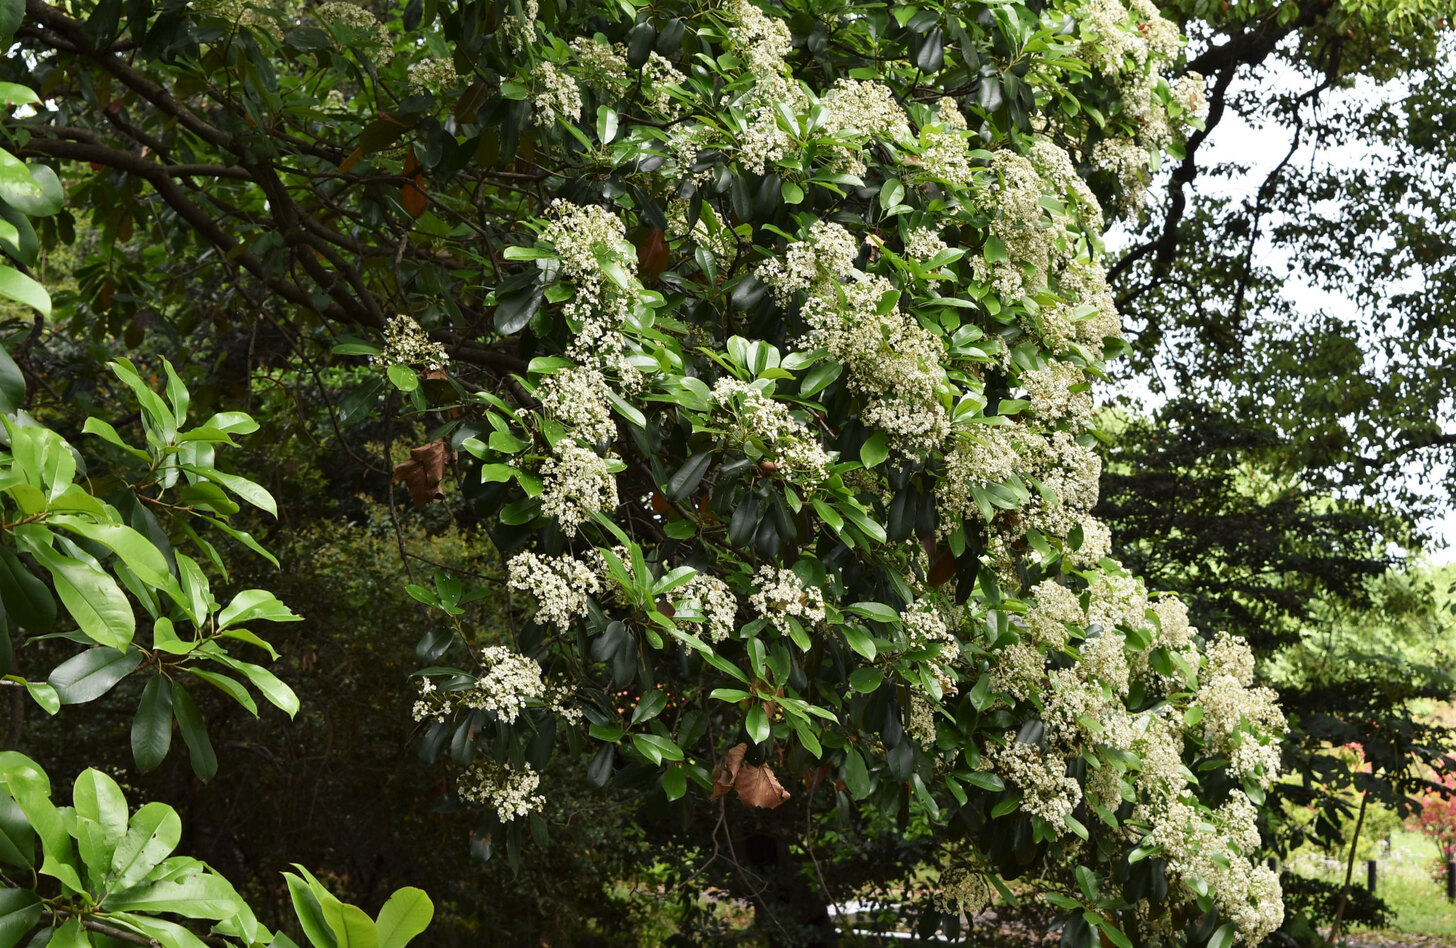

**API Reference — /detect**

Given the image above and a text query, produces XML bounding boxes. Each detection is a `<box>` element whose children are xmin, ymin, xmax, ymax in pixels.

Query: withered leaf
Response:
<box><xmin>635</xmin><ymin>227</ymin><xmax>670</xmax><ymax>283</ymax></box>
<box><xmin>735</xmin><ymin>760</ymin><xmax>791</xmax><ymax>809</ymax></box>
<box><xmin>711</xmin><ymin>742</ymin><xmax>747</xmax><ymax>799</ymax></box>
<box><xmin>392</xmin><ymin>439</ymin><xmax>455</xmax><ymax>507</ymax></box>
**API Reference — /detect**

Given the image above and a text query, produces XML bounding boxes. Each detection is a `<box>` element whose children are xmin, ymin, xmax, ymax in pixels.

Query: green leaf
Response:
<box><xmin>219</xmin><ymin>658</ymin><xmax>299</xmax><ymax>718</ymax></box>
<box><xmin>848</xmin><ymin>667</ymin><xmax>883</xmax><ymax>693</ymax></box>
<box><xmin>0</xmin><ymin>344</ymin><xmax>23</xmax><ymax>414</ymax></box>
<box><xmin>0</xmin><ymin>796</ymin><xmax>34</xmax><ymax>869</ymax></box>
<box><xmin>47</xmin><ymin>647</ymin><xmax>142</xmax><ymax>704</ymax></box>
<box><xmin>0</xmin><ymin>549</ymin><xmax>55</xmax><ymax>632</ymax></box>
<box><xmin>0</xmin><ymin>889</ymin><xmax>41</xmax><ymax>948</ymax></box>
<box><xmin>28</xmin><ymin>544</ymin><xmax>136</xmax><ymax>649</ymax></box>
<box><xmin>630</xmin><ymin>689</ymin><xmax>667</xmax><ymax>726</ymax></box>
<box><xmin>841</xmin><ymin>747</ymin><xmax>870</xmax><ymax>800</ymax></box>
<box><xmin>218</xmin><ymin>589</ymin><xmax>299</xmax><ymax>628</ymax></box>
<box><xmin>631</xmin><ymin>733</ymin><xmax>683</xmax><ymax>763</ymax></box>
<box><xmin>322</xmin><ymin>899</ymin><xmax>378</xmax><ymax>948</ymax></box>
<box><xmin>374</xmin><ymin>887</ymin><xmax>433</xmax><ymax>948</ymax></box>
<box><xmin>72</xmin><ymin>769</ymin><xmax>128</xmax><ymax>852</ymax></box>
<box><xmin>171</xmin><ymin>683</ymin><xmax>217</xmax><ymax>780</ymax></box>
<box><xmin>745</xmin><ymin>704</ymin><xmax>770</xmax><ymax>744</ymax></box>
<box><xmin>22</xmin><ymin>681</ymin><xmax>58</xmax><ymax>715</ymax></box>
<box><xmin>109</xmin><ymin>801</ymin><xmax>181</xmax><ymax>889</ymax></box>
<box><xmin>0</xmin><ymin>266</ymin><xmax>48</xmax><ymax>317</ymax></box>
<box><xmin>188</xmin><ymin>669</ymin><xmax>258</xmax><ymax>716</ymax></box>
<box><xmin>181</xmin><ymin>466</ymin><xmax>277</xmax><ymax>517</ymax></box>
<box><xmin>859</xmin><ymin>431</ymin><xmax>889</xmax><ymax>468</ymax></box>
<box><xmin>109</xmin><ymin>871</ymin><xmax>245</xmax><ymax>919</ymax></box>
<box><xmin>48</xmin><ymin>917</ymin><xmax>88</xmax><ymax>948</ymax></box>
<box><xmin>47</xmin><ymin>518</ymin><xmax>173</xmax><ymax>590</ymax></box>
<box><xmin>285</xmin><ymin>872</ymin><xmax>338</xmax><ymax>948</ymax></box>
<box><xmin>1207</xmin><ymin>923</ymin><xmax>1235</xmax><ymax>948</ymax></box>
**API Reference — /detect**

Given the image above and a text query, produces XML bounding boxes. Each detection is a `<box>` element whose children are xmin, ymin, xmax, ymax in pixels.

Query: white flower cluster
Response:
<box><xmin>1022</xmin><ymin>361</ymin><xmax>1093</xmax><ymax>426</ymax></box>
<box><xmin>907</xmin><ymin>695</ymin><xmax>938</xmax><ymax>747</ymax></box>
<box><xmin>1197</xmin><ymin>633</ymin><xmax>1285</xmax><ymax>785</ymax></box>
<box><xmin>972</xmin><ymin>149</ymin><xmax>1074</xmax><ymax>300</ymax></box>
<box><xmin>195</xmin><ymin>0</ymin><xmax>284</xmax><ymax>39</ymax></box>
<box><xmin>901</xmin><ymin>600</ymin><xmax>959</xmax><ymax>656</ymax></box>
<box><xmin>749</xmin><ymin>565</ymin><xmax>825</xmax><ymax>638</ymax></box>
<box><xmin>679</xmin><ymin>573</ymin><xmax>739</xmax><ymax>642</ymax></box>
<box><xmin>407</xmin><ymin>57</ymin><xmax>457</xmax><ymax>92</ymax></box>
<box><xmin>988</xmin><ymin>739</ymin><xmax>1083</xmax><ymax>833</ymax></box>
<box><xmin>507</xmin><ymin>551</ymin><xmax>601</xmax><ymax>629</ymax></box>
<box><xmin>916</xmin><ymin>101</ymin><xmax>977</xmax><ymax>190</ymax></box>
<box><xmin>379</xmin><ymin>315</ymin><xmax>449</xmax><ymax>371</ymax></box>
<box><xmin>710</xmin><ymin>378</ymin><xmax>831</xmax><ymax>485</ymax></box>
<box><xmin>412</xmin><ymin>649</ymin><xmax>581</xmax><ymax>728</ymax></box>
<box><xmin>818</xmin><ymin>79</ymin><xmax>910</xmax><ymax>175</ymax></box>
<box><xmin>1087</xmin><ymin>571</ymin><xmax>1148</xmax><ymax>632</ymax></box>
<box><xmin>538</xmin><ymin>366</ymin><xmax>616</xmax><ymax>444</ymax></box>
<box><xmin>532</xmin><ymin>61</ymin><xmax>582</xmax><ymax>128</ymax></box>
<box><xmin>936</xmin><ymin>425</ymin><xmax>1022</xmax><ymax>528</ymax></box>
<box><xmin>539</xmin><ymin>201</ymin><xmax>642</xmax><ymax>380</ymax></box>
<box><xmin>934</xmin><ymin>865</ymin><xmax>994</xmax><ymax>918</ymax></box>
<box><xmin>499</xmin><ymin>0</ymin><xmax>538</xmax><ymax>54</ymax></box>
<box><xmin>1024</xmin><ymin>580</ymin><xmax>1081</xmax><ymax>650</ymax></box>
<box><xmin>314</xmin><ymin>1</ymin><xmax>389</xmax><ymax>48</ymax></box>
<box><xmin>539</xmin><ymin>443</ymin><xmax>619</xmax><ymax>536</ymax></box>
<box><xmin>724</xmin><ymin>0</ymin><xmax>803</xmax><ymax>173</ymax></box>
<box><xmin>1077</xmin><ymin>0</ymin><xmax>1200</xmax><ymax>211</ymax></box>
<box><xmin>799</xmin><ymin>272</ymin><xmax>951</xmax><ymax>456</ymax></box>
<box><xmin>458</xmin><ymin>759</ymin><xmax>545</xmax><ymax>822</ymax></box>
<box><xmin>754</xmin><ymin>221</ymin><xmax>858</xmax><ymax>302</ymax></box>
<box><xmin>570</xmin><ymin>36</ymin><xmax>630</xmax><ymax>88</ymax></box>
<box><xmin>903</xmin><ymin>226</ymin><xmax>952</xmax><ymax>266</ymax></box>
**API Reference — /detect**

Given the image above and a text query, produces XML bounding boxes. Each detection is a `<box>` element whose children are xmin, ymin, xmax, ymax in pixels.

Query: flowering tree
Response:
<box><xmin>5</xmin><ymin>0</ymin><xmax>1295</xmax><ymax>942</ymax></box>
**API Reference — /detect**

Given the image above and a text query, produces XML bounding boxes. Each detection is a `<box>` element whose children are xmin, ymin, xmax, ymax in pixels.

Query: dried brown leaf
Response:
<box><xmin>735</xmin><ymin>760</ymin><xmax>791</xmax><ymax>809</ymax></box>
<box><xmin>392</xmin><ymin>439</ymin><xmax>456</xmax><ymax>507</ymax></box>
<box><xmin>712</xmin><ymin>742</ymin><xmax>746</xmax><ymax>799</ymax></box>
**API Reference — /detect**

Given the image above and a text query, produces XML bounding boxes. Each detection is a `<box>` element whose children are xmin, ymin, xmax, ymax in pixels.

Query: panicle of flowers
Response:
<box><xmin>458</xmin><ymin>646</ymin><xmax>545</xmax><ymax>724</ymax></box>
<box><xmin>531</xmin><ymin>61</ymin><xmax>583</xmax><ymax>128</ymax></box>
<box><xmin>726</xmin><ymin>0</ymin><xmax>793</xmax><ymax>79</ymax></box>
<box><xmin>990</xmin><ymin>641</ymin><xmax>1045</xmax><ymax>702</ymax></box>
<box><xmin>539</xmin><ymin>442</ymin><xmax>619</xmax><ymax>537</ymax></box>
<box><xmin>934</xmin><ymin>865</ymin><xmax>994</xmax><ymax>918</ymax></box>
<box><xmin>1087</xmin><ymin>570</ymin><xmax>1148</xmax><ymax>632</ymax></box>
<box><xmin>1028</xmin><ymin>137</ymin><xmax>1104</xmax><ymax>232</ymax></box>
<box><xmin>972</xmin><ymin>150</ymin><xmax>1070</xmax><ymax>300</ymax></box>
<box><xmin>989</xmin><ymin>738</ymin><xmax>1082</xmax><ymax>832</ymax></box>
<box><xmin>1195</xmin><ymin>632</ymin><xmax>1286</xmax><ymax>786</ymax></box>
<box><xmin>570</xmin><ymin>36</ymin><xmax>630</xmax><ymax>88</ymax></box>
<box><xmin>1023</xmin><ymin>430</ymin><xmax>1103</xmax><ymax>539</ymax></box>
<box><xmin>379</xmin><ymin>315</ymin><xmax>449</xmax><ymax>371</ymax></box>
<box><xmin>817</xmin><ymin>79</ymin><xmax>910</xmax><ymax>174</ymax></box>
<box><xmin>799</xmin><ymin>274</ymin><xmax>951</xmax><ymax>456</ymax></box>
<box><xmin>679</xmin><ymin>573</ymin><xmax>739</xmax><ymax>642</ymax></box>
<box><xmin>710</xmin><ymin>378</ymin><xmax>831</xmax><ymax>485</ymax></box>
<box><xmin>1057</xmin><ymin>260</ymin><xmax>1124</xmax><ymax>358</ymax></box>
<box><xmin>755</xmin><ymin>221</ymin><xmax>859</xmax><ymax>302</ymax></box>
<box><xmin>457</xmin><ymin>759</ymin><xmax>545</xmax><ymax>822</ymax></box>
<box><xmin>539</xmin><ymin>201</ymin><xmax>641</xmax><ymax>375</ymax></box>
<box><xmin>642</xmin><ymin>53</ymin><xmax>685</xmax><ymax>117</ymax></box>
<box><xmin>936</xmin><ymin>424</ymin><xmax>1022</xmax><ymax>529</ymax></box>
<box><xmin>1171</xmin><ymin>71</ymin><xmax>1208</xmax><ymax>119</ymax></box>
<box><xmin>903</xmin><ymin>226</ymin><xmax>952</xmax><ymax>266</ymax></box>
<box><xmin>1069</xmin><ymin>516</ymin><xmax>1112</xmax><ymax>567</ymax></box>
<box><xmin>195</xmin><ymin>0</ymin><xmax>284</xmax><ymax>39</ymax></box>
<box><xmin>498</xmin><ymin>0</ymin><xmax>537</xmax><ymax>53</ymax></box>
<box><xmin>507</xmin><ymin>551</ymin><xmax>601</xmax><ymax>629</ymax></box>
<box><xmin>407</xmin><ymin>57</ymin><xmax>457</xmax><ymax>92</ymax></box>
<box><xmin>538</xmin><ymin>366</ymin><xmax>617</xmax><ymax>445</ymax></box>
<box><xmin>907</xmin><ymin>695</ymin><xmax>938</xmax><ymax>747</ymax></box>
<box><xmin>749</xmin><ymin>566</ymin><xmax>826</xmax><ymax>638</ymax></box>
<box><xmin>901</xmin><ymin>600</ymin><xmax>959</xmax><ymax>656</ymax></box>
<box><xmin>1024</xmin><ymin>579</ymin><xmax>1081</xmax><ymax>649</ymax></box>
<box><xmin>314</xmin><ymin>1</ymin><xmax>390</xmax><ymax>48</ymax></box>
<box><xmin>1022</xmin><ymin>360</ymin><xmax>1093</xmax><ymax>427</ymax></box>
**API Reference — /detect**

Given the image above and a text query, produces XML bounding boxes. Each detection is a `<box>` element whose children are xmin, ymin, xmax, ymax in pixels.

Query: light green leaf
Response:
<box><xmin>28</xmin><ymin>543</ymin><xmax>136</xmax><ymax>649</ymax></box>
<box><xmin>47</xmin><ymin>647</ymin><xmax>142</xmax><ymax>705</ymax></box>
<box><xmin>218</xmin><ymin>589</ymin><xmax>299</xmax><ymax>628</ymax></box>
<box><xmin>109</xmin><ymin>871</ymin><xmax>245</xmax><ymax>918</ymax></box>
<box><xmin>0</xmin><ymin>266</ymin><xmax>48</xmax><ymax>317</ymax></box>
<box><xmin>374</xmin><ymin>887</ymin><xmax>433</xmax><ymax>948</ymax></box>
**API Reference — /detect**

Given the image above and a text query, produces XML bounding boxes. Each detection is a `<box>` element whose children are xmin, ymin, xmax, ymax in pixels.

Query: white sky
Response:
<box><xmin>1119</xmin><ymin>50</ymin><xmax>1456</xmax><ymax>563</ymax></box>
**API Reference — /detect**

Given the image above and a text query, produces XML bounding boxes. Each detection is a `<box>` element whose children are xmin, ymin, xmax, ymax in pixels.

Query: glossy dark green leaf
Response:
<box><xmin>171</xmin><ymin>683</ymin><xmax>217</xmax><ymax>781</ymax></box>
<box><xmin>664</xmin><ymin>453</ymin><xmax>711</xmax><ymax>502</ymax></box>
<box><xmin>47</xmin><ymin>647</ymin><xmax>141</xmax><ymax>705</ymax></box>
